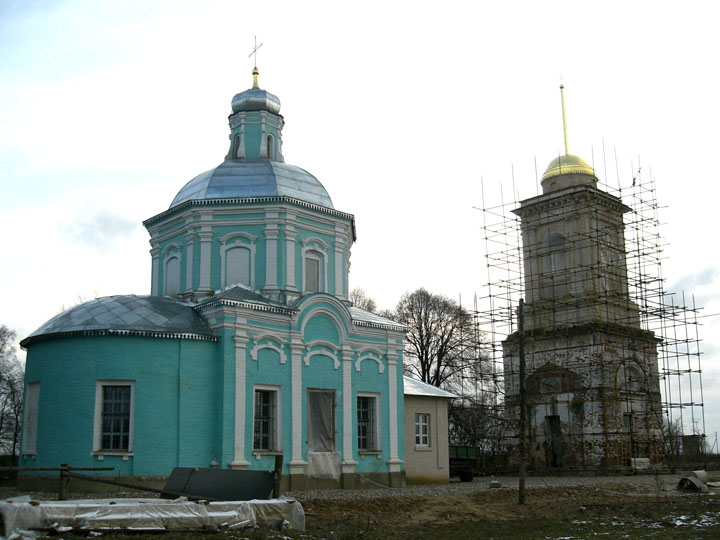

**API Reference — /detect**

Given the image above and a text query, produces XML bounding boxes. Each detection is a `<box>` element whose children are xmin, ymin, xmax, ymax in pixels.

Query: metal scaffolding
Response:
<box><xmin>458</xmin><ymin>162</ymin><xmax>705</xmax><ymax>472</ymax></box>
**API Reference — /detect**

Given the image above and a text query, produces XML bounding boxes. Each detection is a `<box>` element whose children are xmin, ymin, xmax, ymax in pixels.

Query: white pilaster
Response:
<box><xmin>263</xmin><ymin>215</ymin><xmax>280</xmax><ymax>295</ymax></box>
<box><xmin>285</xmin><ymin>225</ymin><xmax>298</xmax><ymax>291</ymax></box>
<box><xmin>289</xmin><ymin>342</ymin><xmax>307</xmax><ymax>468</ymax></box>
<box><xmin>198</xmin><ymin>230</ymin><xmax>213</xmax><ymax>293</ymax></box>
<box><xmin>334</xmin><ymin>230</ymin><xmax>346</xmax><ymax>300</ymax></box>
<box><xmin>386</xmin><ymin>352</ymin><xmax>403</xmax><ymax>471</ymax></box>
<box><xmin>342</xmin><ymin>348</ymin><xmax>357</xmax><ymax>468</ymax></box>
<box><xmin>230</xmin><ymin>333</ymin><xmax>251</xmax><ymax>469</ymax></box>
<box><xmin>150</xmin><ymin>246</ymin><xmax>160</xmax><ymax>296</ymax></box>
<box><xmin>184</xmin><ymin>232</ymin><xmax>194</xmax><ymax>294</ymax></box>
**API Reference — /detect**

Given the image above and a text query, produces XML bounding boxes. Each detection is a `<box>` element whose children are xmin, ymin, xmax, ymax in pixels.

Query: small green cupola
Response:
<box><xmin>226</xmin><ymin>68</ymin><xmax>284</xmax><ymax>162</ymax></box>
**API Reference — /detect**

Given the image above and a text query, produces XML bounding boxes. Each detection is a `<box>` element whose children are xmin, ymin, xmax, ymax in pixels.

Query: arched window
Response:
<box><xmin>304</xmin><ymin>250</ymin><xmax>323</xmax><ymax>293</ymax></box>
<box><xmin>219</xmin><ymin>232</ymin><xmax>257</xmax><ymax>290</ymax></box>
<box><xmin>225</xmin><ymin>246</ymin><xmax>251</xmax><ymax>287</ymax></box>
<box><xmin>543</xmin><ymin>232</ymin><xmax>566</xmax><ymax>273</ymax></box>
<box><xmin>233</xmin><ymin>134</ymin><xmax>240</xmax><ymax>158</ymax></box>
<box><xmin>267</xmin><ymin>134</ymin><xmax>274</xmax><ymax>160</ymax></box>
<box><xmin>617</xmin><ymin>363</ymin><xmax>646</xmax><ymax>393</ymax></box>
<box><xmin>165</xmin><ymin>256</ymin><xmax>180</xmax><ymax>296</ymax></box>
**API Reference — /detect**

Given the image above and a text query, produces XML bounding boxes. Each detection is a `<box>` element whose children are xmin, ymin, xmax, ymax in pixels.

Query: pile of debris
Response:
<box><xmin>677</xmin><ymin>470</ymin><xmax>720</xmax><ymax>493</ymax></box>
<box><xmin>0</xmin><ymin>496</ymin><xmax>305</xmax><ymax>538</ymax></box>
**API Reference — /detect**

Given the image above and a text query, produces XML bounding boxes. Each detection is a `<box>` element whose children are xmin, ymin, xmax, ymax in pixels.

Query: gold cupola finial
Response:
<box><xmin>560</xmin><ymin>84</ymin><xmax>569</xmax><ymax>155</ymax></box>
<box><xmin>541</xmin><ymin>82</ymin><xmax>598</xmax><ymax>191</ymax></box>
<box><xmin>249</xmin><ymin>36</ymin><xmax>263</xmax><ymax>89</ymax></box>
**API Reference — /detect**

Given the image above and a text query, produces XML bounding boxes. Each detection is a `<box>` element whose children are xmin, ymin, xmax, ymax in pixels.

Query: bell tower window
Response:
<box><xmin>543</xmin><ymin>232</ymin><xmax>566</xmax><ymax>273</ymax></box>
<box><xmin>233</xmin><ymin>134</ymin><xmax>240</xmax><ymax>158</ymax></box>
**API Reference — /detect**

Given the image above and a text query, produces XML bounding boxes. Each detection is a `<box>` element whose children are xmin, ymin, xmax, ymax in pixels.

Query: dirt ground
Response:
<box><xmin>297</xmin><ymin>482</ymin><xmax>720</xmax><ymax>539</ymax></box>
<box><xmin>7</xmin><ymin>476</ymin><xmax>720</xmax><ymax>539</ymax></box>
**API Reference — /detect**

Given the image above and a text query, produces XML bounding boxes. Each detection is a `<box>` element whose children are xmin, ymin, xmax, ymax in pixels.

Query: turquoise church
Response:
<box><xmin>19</xmin><ymin>69</ymin><xmax>407</xmax><ymax>490</ymax></box>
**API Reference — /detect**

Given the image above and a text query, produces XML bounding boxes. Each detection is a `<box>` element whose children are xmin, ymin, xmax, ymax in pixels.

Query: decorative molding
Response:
<box><xmin>250</xmin><ymin>335</ymin><xmax>287</xmax><ymax>364</ymax></box>
<box><xmin>355</xmin><ymin>349</ymin><xmax>385</xmax><ymax>374</ymax></box>
<box><xmin>304</xmin><ymin>341</ymin><xmax>340</xmax><ymax>369</ymax></box>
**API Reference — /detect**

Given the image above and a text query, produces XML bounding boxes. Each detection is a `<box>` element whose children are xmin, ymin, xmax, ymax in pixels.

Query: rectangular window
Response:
<box><xmin>253</xmin><ymin>387</ymin><xmax>279</xmax><ymax>451</ymax></box>
<box><xmin>415</xmin><ymin>413</ymin><xmax>430</xmax><ymax>447</ymax></box>
<box><xmin>93</xmin><ymin>381</ymin><xmax>135</xmax><ymax>454</ymax></box>
<box><xmin>102</xmin><ymin>385</ymin><xmax>131</xmax><ymax>451</ymax></box>
<box><xmin>22</xmin><ymin>382</ymin><xmax>40</xmax><ymax>455</ymax></box>
<box><xmin>357</xmin><ymin>395</ymin><xmax>379</xmax><ymax>452</ymax></box>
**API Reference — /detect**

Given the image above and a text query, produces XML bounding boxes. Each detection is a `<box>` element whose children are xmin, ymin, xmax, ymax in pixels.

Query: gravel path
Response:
<box><xmin>286</xmin><ymin>472</ymin><xmax>697</xmax><ymax>501</ymax></box>
<box><xmin>1</xmin><ymin>471</ymin><xmax>708</xmax><ymax>503</ymax></box>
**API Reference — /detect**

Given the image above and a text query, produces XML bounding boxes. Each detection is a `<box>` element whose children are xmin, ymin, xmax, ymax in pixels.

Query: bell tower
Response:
<box><xmin>502</xmin><ymin>86</ymin><xmax>663</xmax><ymax>470</ymax></box>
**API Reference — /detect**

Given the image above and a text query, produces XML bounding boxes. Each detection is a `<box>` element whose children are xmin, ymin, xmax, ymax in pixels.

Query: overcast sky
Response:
<box><xmin>1</xmin><ymin>0</ymin><xmax>718</xmax><ymax>444</ymax></box>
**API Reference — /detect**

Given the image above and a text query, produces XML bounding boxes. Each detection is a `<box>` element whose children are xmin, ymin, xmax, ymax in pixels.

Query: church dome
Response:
<box><xmin>170</xmin><ymin>160</ymin><xmax>334</xmax><ymax>209</ymax></box>
<box><xmin>542</xmin><ymin>154</ymin><xmax>597</xmax><ymax>181</ymax></box>
<box><xmin>231</xmin><ymin>86</ymin><xmax>281</xmax><ymax>115</ymax></box>
<box><xmin>21</xmin><ymin>295</ymin><xmax>214</xmax><ymax>347</ymax></box>
<box><xmin>540</xmin><ymin>154</ymin><xmax>598</xmax><ymax>193</ymax></box>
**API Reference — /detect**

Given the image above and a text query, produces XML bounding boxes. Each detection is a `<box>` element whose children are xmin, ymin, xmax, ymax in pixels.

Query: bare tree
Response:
<box><xmin>349</xmin><ymin>288</ymin><xmax>378</xmax><ymax>313</ymax></box>
<box><xmin>0</xmin><ymin>325</ymin><xmax>24</xmax><ymax>457</ymax></box>
<box><xmin>394</xmin><ymin>288</ymin><xmax>484</xmax><ymax>390</ymax></box>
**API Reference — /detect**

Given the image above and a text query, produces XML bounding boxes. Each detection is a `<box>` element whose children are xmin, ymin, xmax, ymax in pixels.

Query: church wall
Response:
<box><xmin>20</xmin><ymin>336</ymin><xmax>217</xmax><ymax>477</ymax></box>
<box><xmin>150</xmin><ymin>208</ymin><xmax>353</xmax><ymax>299</ymax></box>
<box><xmin>244</xmin><ymin>340</ymin><xmax>292</xmax><ymax>472</ymax></box>
<box><xmin>352</xmin><ymin>352</ymin><xmax>390</xmax><ymax>473</ymax></box>
<box><xmin>301</xmin><ymin>352</ymin><xmax>344</xmax><ymax>461</ymax></box>
<box><xmin>177</xmin><ymin>339</ymin><xmax>217</xmax><ymax>468</ymax></box>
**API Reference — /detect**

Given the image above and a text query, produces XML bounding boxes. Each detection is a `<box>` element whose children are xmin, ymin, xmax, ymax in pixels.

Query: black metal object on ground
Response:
<box><xmin>162</xmin><ymin>467</ymin><xmax>274</xmax><ymax>501</ymax></box>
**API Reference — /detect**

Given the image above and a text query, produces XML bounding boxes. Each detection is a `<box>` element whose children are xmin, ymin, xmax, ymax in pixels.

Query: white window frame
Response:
<box><xmin>219</xmin><ymin>232</ymin><xmax>257</xmax><ymax>289</ymax></box>
<box><xmin>252</xmin><ymin>385</ymin><xmax>282</xmax><ymax>454</ymax></box>
<box><xmin>415</xmin><ymin>412</ymin><xmax>431</xmax><ymax>448</ymax></box>
<box><xmin>93</xmin><ymin>380</ymin><xmax>135</xmax><ymax>455</ymax></box>
<box><xmin>301</xmin><ymin>238</ymin><xmax>329</xmax><ymax>294</ymax></box>
<box><xmin>22</xmin><ymin>382</ymin><xmax>40</xmax><ymax>456</ymax></box>
<box><xmin>357</xmin><ymin>392</ymin><xmax>381</xmax><ymax>453</ymax></box>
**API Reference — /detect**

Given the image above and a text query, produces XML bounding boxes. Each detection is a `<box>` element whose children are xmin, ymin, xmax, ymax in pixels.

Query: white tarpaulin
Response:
<box><xmin>306</xmin><ymin>451</ymin><xmax>340</xmax><ymax>480</ymax></box>
<box><xmin>0</xmin><ymin>496</ymin><xmax>304</xmax><ymax>539</ymax></box>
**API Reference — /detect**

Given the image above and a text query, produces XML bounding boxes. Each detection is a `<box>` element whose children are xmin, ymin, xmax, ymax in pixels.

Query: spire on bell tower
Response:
<box><xmin>560</xmin><ymin>83</ymin><xmax>569</xmax><ymax>156</ymax></box>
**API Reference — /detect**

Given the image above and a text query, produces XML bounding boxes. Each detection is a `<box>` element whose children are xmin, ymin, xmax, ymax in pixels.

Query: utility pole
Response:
<box><xmin>518</xmin><ymin>298</ymin><xmax>526</xmax><ymax>505</ymax></box>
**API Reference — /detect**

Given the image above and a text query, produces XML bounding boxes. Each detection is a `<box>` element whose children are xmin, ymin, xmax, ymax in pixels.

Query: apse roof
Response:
<box><xmin>169</xmin><ymin>160</ymin><xmax>334</xmax><ymax>210</ymax></box>
<box><xmin>21</xmin><ymin>295</ymin><xmax>216</xmax><ymax>348</ymax></box>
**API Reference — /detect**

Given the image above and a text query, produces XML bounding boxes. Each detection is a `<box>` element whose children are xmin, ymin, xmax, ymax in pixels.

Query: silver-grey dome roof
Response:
<box><xmin>231</xmin><ymin>87</ymin><xmax>281</xmax><ymax>114</ymax></box>
<box><xmin>170</xmin><ymin>160</ymin><xmax>334</xmax><ymax>209</ymax></box>
<box><xmin>21</xmin><ymin>295</ymin><xmax>215</xmax><ymax>347</ymax></box>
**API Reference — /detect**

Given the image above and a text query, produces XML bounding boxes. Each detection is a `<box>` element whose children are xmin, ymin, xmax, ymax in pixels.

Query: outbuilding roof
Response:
<box><xmin>403</xmin><ymin>376</ymin><xmax>458</xmax><ymax>399</ymax></box>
